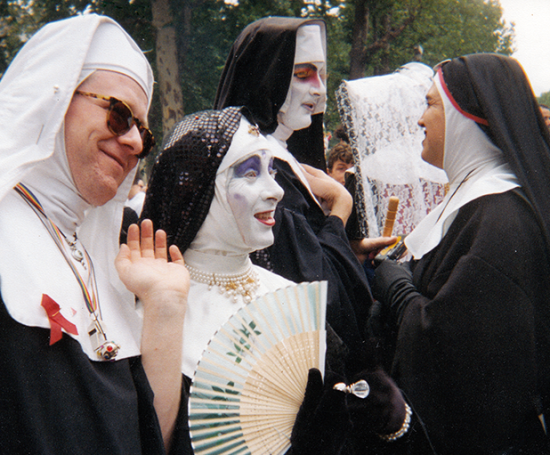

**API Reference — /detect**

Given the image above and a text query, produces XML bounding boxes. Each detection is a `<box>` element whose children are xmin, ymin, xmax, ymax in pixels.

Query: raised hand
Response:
<box><xmin>115</xmin><ymin>219</ymin><xmax>189</xmax><ymax>304</ymax></box>
<box><xmin>301</xmin><ymin>164</ymin><xmax>353</xmax><ymax>224</ymax></box>
<box><xmin>115</xmin><ymin>218</ymin><xmax>189</xmax><ymax>449</ymax></box>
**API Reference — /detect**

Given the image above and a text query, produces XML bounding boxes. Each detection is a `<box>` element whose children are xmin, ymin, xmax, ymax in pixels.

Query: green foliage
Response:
<box><xmin>335</xmin><ymin>0</ymin><xmax>513</xmax><ymax>77</ymax></box>
<box><xmin>539</xmin><ymin>91</ymin><xmax>550</xmax><ymax>108</ymax></box>
<box><xmin>407</xmin><ymin>0</ymin><xmax>514</xmax><ymax>68</ymax></box>
<box><xmin>0</xmin><ymin>0</ymin><xmax>515</xmax><ymax>136</ymax></box>
<box><xmin>0</xmin><ymin>1</ymin><xmax>52</xmax><ymax>77</ymax></box>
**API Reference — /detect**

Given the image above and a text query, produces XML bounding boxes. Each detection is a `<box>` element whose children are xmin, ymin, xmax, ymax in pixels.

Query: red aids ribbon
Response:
<box><xmin>41</xmin><ymin>294</ymin><xmax>79</xmax><ymax>345</ymax></box>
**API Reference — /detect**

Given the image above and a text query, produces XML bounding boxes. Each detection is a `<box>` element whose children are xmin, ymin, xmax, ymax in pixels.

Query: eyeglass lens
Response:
<box><xmin>109</xmin><ymin>102</ymin><xmax>133</xmax><ymax>135</ymax></box>
<box><xmin>108</xmin><ymin>100</ymin><xmax>155</xmax><ymax>158</ymax></box>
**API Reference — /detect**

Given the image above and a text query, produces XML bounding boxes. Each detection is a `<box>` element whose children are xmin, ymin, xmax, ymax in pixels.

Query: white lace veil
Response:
<box><xmin>336</xmin><ymin>62</ymin><xmax>448</xmax><ymax>237</ymax></box>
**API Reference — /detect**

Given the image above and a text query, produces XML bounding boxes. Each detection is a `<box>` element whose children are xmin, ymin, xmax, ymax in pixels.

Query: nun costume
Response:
<box><xmin>0</xmin><ymin>14</ymin><xmax>188</xmax><ymax>454</ymax></box>
<box><xmin>374</xmin><ymin>54</ymin><xmax>550</xmax><ymax>454</ymax></box>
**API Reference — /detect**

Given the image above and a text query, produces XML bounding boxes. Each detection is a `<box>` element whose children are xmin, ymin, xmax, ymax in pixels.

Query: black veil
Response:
<box><xmin>214</xmin><ymin>16</ymin><xmax>327</xmax><ymax>170</ymax></box>
<box><xmin>440</xmin><ymin>53</ymin><xmax>550</xmax><ymax>249</ymax></box>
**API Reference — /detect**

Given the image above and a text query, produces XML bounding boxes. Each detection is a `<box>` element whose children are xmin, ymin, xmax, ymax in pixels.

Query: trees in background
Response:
<box><xmin>539</xmin><ymin>91</ymin><xmax>550</xmax><ymax>108</ymax></box>
<box><xmin>0</xmin><ymin>0</ymin><xmax>516</xmax><ymax>166</ymax></box>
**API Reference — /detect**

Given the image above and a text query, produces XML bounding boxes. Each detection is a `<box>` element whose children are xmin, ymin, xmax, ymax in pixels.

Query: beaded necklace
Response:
<box><xmin>15</xmin><ymin>183</ymin><xmax>120</xmax><ymax>360</ymax></box>
<box><xmin>186</xmin><ymin>263</ymin><xmax>259</xmax><ymax>304</ymax></box>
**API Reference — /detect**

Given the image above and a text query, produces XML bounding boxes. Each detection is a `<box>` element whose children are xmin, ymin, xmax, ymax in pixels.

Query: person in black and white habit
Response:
<box><xmin>0</xmin><ymin>14</ymin><xmax>190</xmax><ymax>454</ymax></box>
<box><xmin>373</xmin><ymin>54</ymin><xmax>550</xmax><ymax>454</ymax></box>
<box><xmin>213</xmin><ymin>15</ymin><xmax>397</xmax><ymax>381</ymax></box>
<box><xmin>207</xmin><ymin>16</ymin><xmax>410</xmax><ymax>451</ymax></box>
<box><xmin>142</xmin><ymin>106</ymin><xmax>411</xmax><ymax>454</ymax></box>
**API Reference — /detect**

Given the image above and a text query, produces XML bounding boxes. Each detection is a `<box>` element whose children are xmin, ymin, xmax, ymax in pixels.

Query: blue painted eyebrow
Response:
<box><xmin>234</xmin><ymin>155</ymin><xmax>261</xmax><ymax>178</ymax></box>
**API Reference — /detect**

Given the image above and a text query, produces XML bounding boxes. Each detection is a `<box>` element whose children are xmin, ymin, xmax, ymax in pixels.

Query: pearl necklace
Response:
<box><xmin>186</xmin><ymin>264</ymin><xmax>259</xmax><ymax>304</ymax></box>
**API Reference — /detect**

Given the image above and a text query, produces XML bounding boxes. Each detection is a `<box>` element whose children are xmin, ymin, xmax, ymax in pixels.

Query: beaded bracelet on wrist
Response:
<box><xmin>378</xmin><ymin>403</ymin><xmax>412</xmax><ymax>442</ymax></box>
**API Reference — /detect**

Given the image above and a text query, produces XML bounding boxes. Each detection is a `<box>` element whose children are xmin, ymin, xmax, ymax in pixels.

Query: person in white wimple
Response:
<box><xmin>142</xmin><ymin>106</ymin><xmax>410</xmax><ymax>454</ymax></box>
<box><xmin>0</xmin><ymin>14</ymin><xmax>189</xmax><ymax>454</ymax></box>
<box><xmin>144</xmin><ymin>111</ymin><xmax>290</xmax><ymax>380</ymax></box>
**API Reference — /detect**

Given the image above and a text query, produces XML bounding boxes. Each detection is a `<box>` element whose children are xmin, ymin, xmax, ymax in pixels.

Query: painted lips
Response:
<box><xmin>255</xmin><ymin>210</ymin><xmax>276</xmax><ymax>226</ymax></box>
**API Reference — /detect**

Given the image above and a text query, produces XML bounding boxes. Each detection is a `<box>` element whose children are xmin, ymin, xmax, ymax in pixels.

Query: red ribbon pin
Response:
<box><xmin>41</xmin><ymin>294</ymin><xmax>79</xmax><ymax>345</ymax></box>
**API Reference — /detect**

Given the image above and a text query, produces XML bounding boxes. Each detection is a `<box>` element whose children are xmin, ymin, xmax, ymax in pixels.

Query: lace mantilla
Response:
<box><xmin>336</xmin><ymin>62</ymin><xmax>447</xmax><ymax>238</ymax></box>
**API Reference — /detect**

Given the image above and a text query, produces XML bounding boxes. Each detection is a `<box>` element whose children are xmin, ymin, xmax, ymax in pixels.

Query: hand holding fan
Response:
<box><xmin>189</xmin><ymin>281</ymin><xmax>328</xmax><ymax>455</ymax></box>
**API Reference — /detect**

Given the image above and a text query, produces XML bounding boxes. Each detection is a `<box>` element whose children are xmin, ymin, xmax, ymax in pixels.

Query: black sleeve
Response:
<box><xmin>258</xmin><ymin>159</ymin><xmax>375</xmax><ymax>376</ymax></box>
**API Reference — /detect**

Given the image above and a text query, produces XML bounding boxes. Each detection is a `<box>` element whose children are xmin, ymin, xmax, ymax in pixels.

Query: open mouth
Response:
<box><xmin>303</xmin><ymin>103</ymin><xmax>315</xmax><ymax>111</ymax></box>
<box><xmin>254</xmin><ymin>210</ymin><xmax>275</xmax><ymax>226</ymax></box>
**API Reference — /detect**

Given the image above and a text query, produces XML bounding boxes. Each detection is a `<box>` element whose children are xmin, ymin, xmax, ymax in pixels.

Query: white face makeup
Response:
<box><xmin>226</xmin><ymin>150</ymin><xmax>284</xmax><ymax>250</ymax></box>
<box><xmin>278</xmin><ymin>62</ymin><xmax>327</xmax><ymax>132</ymax></box>
<box><xmin>277</xmin><ymin>23</ymin><xmax>326</xmax><ymax>133</ymax></box>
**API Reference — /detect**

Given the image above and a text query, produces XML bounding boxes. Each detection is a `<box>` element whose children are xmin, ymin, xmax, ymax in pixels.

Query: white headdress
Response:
<box><xmin>405</xmin><ymin>71</ymin><xmax>519</xmax><ymax>259</ymax></box>
<box><xmin>188</xmin><ymin>116</ymin><xmax>277</xmax><ymax>257</ymax></box>
<box><xmin>279</xmin><ymin>23</ymin><xmax>326</xmax><ymax>117</ymax></box>
<box><xmin>0</xmin><ymin>14</ymin><xmax>154</xmax><ymax>360</ymax></box>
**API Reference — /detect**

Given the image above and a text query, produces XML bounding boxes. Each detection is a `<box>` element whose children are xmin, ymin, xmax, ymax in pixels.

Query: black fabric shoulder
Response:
<box><xmin>440</xmin><ymin>54</ymin><xmax>550</xmax><ymax>252</ymax></box>
<box><xmin>0</xmin><ymin>294</ymin><xmax>165</xmax><ymax>454</ymax></box>
<box><xmin>397</xmin><ymin>190</ymin><xmax>550</xmax><ymax>453</ymax></box>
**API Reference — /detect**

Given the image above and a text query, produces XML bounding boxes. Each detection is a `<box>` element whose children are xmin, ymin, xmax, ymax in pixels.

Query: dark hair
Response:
<box><xmin>333</xmin><ymin>124</ymin><xmax>350</xmax><ymax>144</ymax></box>
<box><xmin>327</xmin><ymin>141</ymin><xmax>353</xmax><ymax>170</ymax></box>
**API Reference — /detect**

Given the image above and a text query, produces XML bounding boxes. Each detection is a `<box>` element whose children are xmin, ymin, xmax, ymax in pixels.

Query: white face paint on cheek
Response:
<box><xmin>226</xmin><ymin>190</ymin><xmax>248</xmax><ymax>222</ymax></box>
<box><xmin>226</xmin><ymin>153</ymin><xmax>281</xmax><ymax>250</ymax></box>
<box><xmin>279</xmin><ymin>63</ymin><xmax>326</xmax><ymax>132</ymax></box>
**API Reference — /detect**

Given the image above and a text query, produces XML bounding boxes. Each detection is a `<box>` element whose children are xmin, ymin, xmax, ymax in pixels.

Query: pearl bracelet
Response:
<box><xmin>378</xmin><ymin>403</ymin><xmax>412</xmax><ymax>442</ymax></box>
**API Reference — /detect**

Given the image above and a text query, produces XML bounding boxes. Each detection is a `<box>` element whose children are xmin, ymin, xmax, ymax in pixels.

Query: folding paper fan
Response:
<box><xmin>189</xmin><ymin>281</ymin><xmax>328</xmax><ymax>455</ymax></box>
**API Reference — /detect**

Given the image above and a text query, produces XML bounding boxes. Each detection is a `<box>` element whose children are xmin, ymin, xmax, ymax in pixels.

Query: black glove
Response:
<box><xmin>289</xmin><ymin>368</ymin><xmax>351</xmax><ymax>455</ymax></box>
<box><xmin>347</xmin><ymin>367</ymin><xmax>408</xmax><ymax>440</ymax></box>
<box><xmin>372</xmin><ymin>260</ymin><xmax>421</xmax><ymax>325</ymax></box>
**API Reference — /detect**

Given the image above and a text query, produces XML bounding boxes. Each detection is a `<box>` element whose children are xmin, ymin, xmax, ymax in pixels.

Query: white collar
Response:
<box><xmin>0</xmin><ymin>15</ymin><xmax>150</xmax><ymax>360</ymax></box>
<box><xmin>405</xmin><ymin>74</ymin><xmax>519</xmax><ymax>259</ymax></box>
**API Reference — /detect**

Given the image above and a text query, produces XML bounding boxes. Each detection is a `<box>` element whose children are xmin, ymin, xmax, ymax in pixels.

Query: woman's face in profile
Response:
<box><xmin>418</xmin><ymin>83</ymin><xmax>446</xmax><ymax>169</ymax></box>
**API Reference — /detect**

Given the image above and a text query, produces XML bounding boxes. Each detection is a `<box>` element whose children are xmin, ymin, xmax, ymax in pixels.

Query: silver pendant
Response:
<box><xmin>71</xmin><ymin>247</ymin><xmax>84</xmax><ymax>263</ymax></box>
<box><xmin>88</xmin><ymin>320</ymin><xmax>120</xmax><ymax>360</ymax></box>
<box><xmin>67</xmin><ymin>234</ymin><xmax>86</xmax><ymax>269</ymax></box>
<box><xmin>96</xmin><ymin>341</ymin><xmax>120</xmax><ymax>360</ymax></box>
